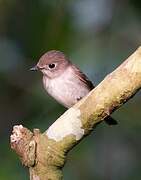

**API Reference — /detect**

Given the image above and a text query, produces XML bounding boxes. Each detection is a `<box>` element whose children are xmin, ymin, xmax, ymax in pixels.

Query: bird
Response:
<box><xmin>30</xmin><ymin>50</ymin><xmax>117</xmax><ymax>125</ymax></box>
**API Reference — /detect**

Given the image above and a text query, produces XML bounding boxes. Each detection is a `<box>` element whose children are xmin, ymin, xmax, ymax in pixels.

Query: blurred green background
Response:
<box><xmin>1</xmin><ymin>0</ymin><xmax>141</xmax><ymax>179</ymax></box>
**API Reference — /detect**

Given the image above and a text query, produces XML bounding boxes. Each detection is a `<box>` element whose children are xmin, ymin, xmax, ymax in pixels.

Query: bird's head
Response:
<box><xmin>30</xmin><ymin>50</ymin><xmax>70</xmax><ymax>78</ymax></box>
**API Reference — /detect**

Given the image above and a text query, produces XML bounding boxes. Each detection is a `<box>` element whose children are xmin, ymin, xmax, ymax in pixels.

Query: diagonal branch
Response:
<box><xmin>10</xmin><ymin>47</ymin><xmax>141</xmax><ymax>180</ymax></box>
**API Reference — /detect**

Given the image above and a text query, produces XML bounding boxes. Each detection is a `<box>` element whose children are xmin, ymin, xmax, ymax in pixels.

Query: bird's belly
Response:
<box><xmin>46</xmin><ymin>78</ymin><xmax>89</xmax><ymax>108</ymax></box>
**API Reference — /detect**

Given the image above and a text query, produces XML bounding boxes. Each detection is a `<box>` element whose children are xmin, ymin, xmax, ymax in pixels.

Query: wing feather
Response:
<box><xmin>72</xmin><ymin>65</ymin><xmax>94</xmax><ymax>90</ymax></box>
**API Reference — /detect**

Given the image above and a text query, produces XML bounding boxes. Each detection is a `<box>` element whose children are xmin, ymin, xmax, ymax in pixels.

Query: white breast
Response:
<box><xmin>43</xmin><ymin>67</ymin><xmax>90</xmax><ymax>108</ymax></box>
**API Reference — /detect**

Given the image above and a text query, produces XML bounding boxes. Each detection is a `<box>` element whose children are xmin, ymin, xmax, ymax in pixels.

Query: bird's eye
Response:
<box><xmin>48</xmin><ymin>63</ymin><xmax>56</xmax><ymax>69</ymax></box>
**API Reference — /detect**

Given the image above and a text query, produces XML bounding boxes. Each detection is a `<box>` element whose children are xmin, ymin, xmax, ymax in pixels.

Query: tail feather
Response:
<box><xmin>104</xmin><ymin>116</ymin><xmax>118</xmax><ymax>125</ymax></box>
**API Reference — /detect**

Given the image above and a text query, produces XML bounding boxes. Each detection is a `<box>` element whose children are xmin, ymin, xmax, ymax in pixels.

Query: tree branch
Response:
<box><xmin>10</xmin><ymin>47</ymin><xmax>141</xmax><ymax>180</ymax></box>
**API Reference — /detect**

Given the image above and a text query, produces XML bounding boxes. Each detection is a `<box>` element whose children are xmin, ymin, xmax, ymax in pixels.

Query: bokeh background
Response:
<box><xmin>1</xmin><ymin>0</ymin><xmax>141</xmax><ymax>179</ymax></box>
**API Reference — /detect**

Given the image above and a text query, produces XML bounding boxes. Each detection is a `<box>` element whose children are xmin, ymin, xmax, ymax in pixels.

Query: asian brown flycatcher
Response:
<box><xmin>30</xmin><ymin>50</ymin><xmax>117</xmax><ymax>125</ymax></box>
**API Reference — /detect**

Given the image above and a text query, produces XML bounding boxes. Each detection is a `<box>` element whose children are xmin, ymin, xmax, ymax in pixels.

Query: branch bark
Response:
<box><xmin>10</xmin><ymin>47</ymin><xmax>141</xmax><ymax>180</ymax></box>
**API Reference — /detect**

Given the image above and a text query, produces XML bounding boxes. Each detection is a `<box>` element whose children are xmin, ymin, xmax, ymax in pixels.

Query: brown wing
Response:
<box><xmin>72</xmin><ymin>65</ymin><xmax>94</xmax><ymax>90</ymax></box>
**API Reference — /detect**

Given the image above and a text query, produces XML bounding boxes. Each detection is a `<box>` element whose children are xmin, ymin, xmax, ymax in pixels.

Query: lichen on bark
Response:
<box><xmin>10</xmin><ymin>47</ymin><xmax>141</xmax><ymax>180</ymax></box>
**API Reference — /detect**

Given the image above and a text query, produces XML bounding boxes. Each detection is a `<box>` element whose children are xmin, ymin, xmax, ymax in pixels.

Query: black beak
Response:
<box><xmin>30</xmin><ymin>65</ymin><xmax>38</xmax><ymax>71</ymax></box>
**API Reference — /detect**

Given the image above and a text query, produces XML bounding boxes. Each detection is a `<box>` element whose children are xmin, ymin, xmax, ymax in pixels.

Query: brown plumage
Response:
<box><xmin>31</xmin><ymin>50</ymin><xmax>117</xmax><ymax>125</ymax></box>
